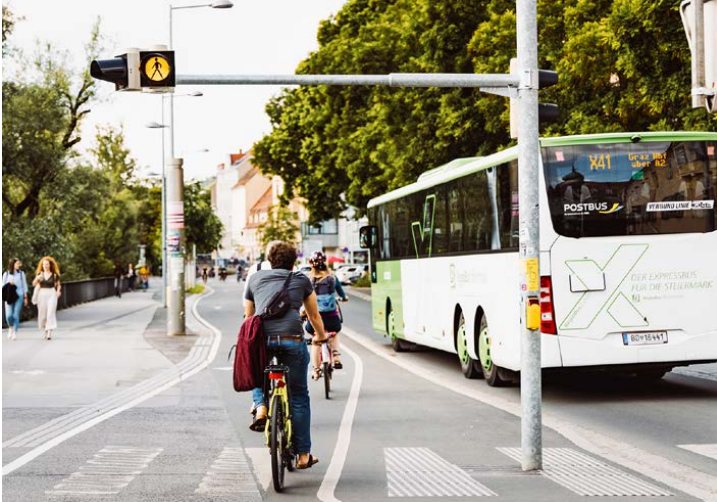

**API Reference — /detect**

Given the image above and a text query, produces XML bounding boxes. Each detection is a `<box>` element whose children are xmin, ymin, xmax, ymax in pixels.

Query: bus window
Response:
<box><xmin>542</xmin><ymin>141</ymin><xmax>717</xmax><ymax>237</ymax></box>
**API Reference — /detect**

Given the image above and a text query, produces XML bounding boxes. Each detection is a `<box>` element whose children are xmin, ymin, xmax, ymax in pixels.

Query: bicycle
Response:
<box><xmin>262</xmin><ymin>339</ymin><xmax>296</xmax><ymax>492</ymax></box>
<box><xmin>312</xmin><ymin>333</ymin><xmax>337</xmax><ymax>399</ymax></box>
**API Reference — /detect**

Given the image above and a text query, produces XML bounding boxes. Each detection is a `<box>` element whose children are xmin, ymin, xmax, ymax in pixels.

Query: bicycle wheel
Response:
<box><xmin>270</xmin><ymin>394</ymin><xmax>285</xmax><ymax>492</ymax></box>
<box><xmin>323</xmin><ymin>361</ymin><xmax>331</xmax><ymax>399</ymax></box>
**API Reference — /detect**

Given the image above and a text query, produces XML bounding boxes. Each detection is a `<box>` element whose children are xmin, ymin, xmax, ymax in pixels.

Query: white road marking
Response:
<box><xmin>245</xmin><ymin>447</ymin><xmax>272</xmax><ymax>491</ymax></box>
<box><xmin>385</xmin><ymin>447</ymin><xmax>495</xmax><ymax>497</ymax></box>
<box><xmin>10</xmin><ymin>370</ymin><xmax>45</xmax><ymax>376</ymax></box>
<box><xmin>678</xmin><ymin>444</ymin><xmax>717</xmax><ymax>461</ymax></box>
<box><xmin>341</xmin><ymin>326</ymin><xmax>717</xmax><ymax>502</ymax></box>
<box><xmin>2</xmin><ymin>288</ymin><xmax>223</xmax><ymax>477</ymax></box>
<box><xmin>499</xmin><ymin>447</ymin><xmax>671</xmax><ymax>497</ymax></box>
<box><xmin>212</xmin><ymin>366</ymin><xmax>233</xmax><ymax>371</ymax></box>
<box><xmin>46</xmin><ymin>446</ymin><xmax>162</xmax><ymax>496</ymax></box>
<box><xmin>195</xmin><ymin>446</ymin><xmax>261</xmax><ymax>498</ymax></box>
<box><xmin>317</xmin><ymin>342</ymin><xmax>364</xmax><ymax>502</ymax></box>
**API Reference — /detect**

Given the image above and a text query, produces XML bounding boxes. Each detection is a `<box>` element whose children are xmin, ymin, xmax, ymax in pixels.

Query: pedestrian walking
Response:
<box><xmin>3</xmin><ymin>258</ymin><xmax>29</xmax><ymax>341</ymax></box>
<box><xmin>126</xmin><ymin>263</ymin><xmax>136</xmax><ymax>292</ymax></box>
<box><xmin>113</xmin><ymin>261</ymin><xmax>124</xmax><ymax>297</ymax></box>
<box><xmin>32</xmin><ymin>256</ymin><xmax>61</xmax><ymax>340</ymax></box>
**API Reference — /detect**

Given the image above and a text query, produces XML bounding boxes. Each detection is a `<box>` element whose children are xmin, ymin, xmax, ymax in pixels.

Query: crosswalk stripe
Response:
<box><xmin>46</xmin><ymin>446</ymin><xmax>162</xmax><ymax>497</ymax></box>
<box><xmin>384</xmin><ymin>447</ymin><xmax>496</xmax><ymax>497</ymax></box>
<box><xmin>195</xmin><ymin>446</ymin><xmax>261</xmax><ymax>498</ymax></box>
<box><xmin>678</xmin><ymin>444</ymin><xmax>717</xmax><ymax>461</ymax></box>
<box><xmin>498</xmin><ymin>447</ymin><xmax>672</xmax><ymax>497</ymax></box>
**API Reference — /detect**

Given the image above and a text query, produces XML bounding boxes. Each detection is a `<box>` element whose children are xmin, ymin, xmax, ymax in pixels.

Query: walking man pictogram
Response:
<box><xmin>151</xmin><ymin>57</ymin><xmax>164</xmax><ymax>80</ymax></box>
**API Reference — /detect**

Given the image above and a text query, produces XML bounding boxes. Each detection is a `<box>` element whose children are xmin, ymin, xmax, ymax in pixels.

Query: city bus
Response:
<box><xmin>360</xmin><ymin>132</ymin><xmax>717</xmax><ymax>386</ymax></box>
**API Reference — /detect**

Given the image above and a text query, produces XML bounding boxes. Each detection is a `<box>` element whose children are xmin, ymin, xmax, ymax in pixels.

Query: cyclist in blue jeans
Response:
<box><xmin>244</xmin><ymin>241</ymin><xmax>327</xmax><ymax>470</ymax></box>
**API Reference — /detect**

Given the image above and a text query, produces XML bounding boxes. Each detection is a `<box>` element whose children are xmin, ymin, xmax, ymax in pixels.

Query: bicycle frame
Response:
<box><xmin>263</xmin><ymin>356</ymin><xmax>293</xmax><ymax>448</ymax></box>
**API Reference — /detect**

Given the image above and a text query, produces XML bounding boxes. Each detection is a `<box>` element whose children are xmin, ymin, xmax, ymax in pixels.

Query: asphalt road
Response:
<box><xmin>2</xmin><ymin>277</ymin><xmax>715</xmax><ymax>501</ymax></box>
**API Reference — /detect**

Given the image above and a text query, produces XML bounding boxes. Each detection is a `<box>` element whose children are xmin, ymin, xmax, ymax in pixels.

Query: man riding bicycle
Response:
<box><xmin>244</xmin><ymin>242</ymin><xmax>327</xmax><ymax>470</ymax></box>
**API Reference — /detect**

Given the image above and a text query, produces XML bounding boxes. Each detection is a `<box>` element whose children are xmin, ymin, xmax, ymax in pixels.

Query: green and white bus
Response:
<box><xmin>361</xmin><ymin>132</ymin><xmax>717</xmax><ymax>386</ymax></box>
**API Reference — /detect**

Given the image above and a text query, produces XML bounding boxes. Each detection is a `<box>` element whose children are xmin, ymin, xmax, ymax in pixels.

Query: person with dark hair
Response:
<box><xmin>3</xmin><ymin>258</ymin><xmax>28</xmax><ymax>340</ymax></box>
<box><xmin>126</xmin><ymin>263</ymin><xmax>136</xmax><ymax>292</ymax></box>
<box><xmin>244</xmin><ymin>241</ymin><xmax>327</xmax><ymax>470</ymax></box>
<box><xmin>113</xmin><ymin>261</ymin><xmax>125</xmax><ymax>298</ymax></box>
<box><xmin>305</xmin><ymin>251</ymin><xmax>348</xmax><ymax>378</ymax></box>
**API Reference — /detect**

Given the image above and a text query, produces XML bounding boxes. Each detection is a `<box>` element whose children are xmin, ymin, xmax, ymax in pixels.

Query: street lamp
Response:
<box><xmin>145</xmin><ymin>121</ymin><xmax>169</xmax><ymax>307</ymax></box>
<box><xmin>167</xmin><ymin>1</ymin><xmax>233</xmax><ymax>157</ymax></box>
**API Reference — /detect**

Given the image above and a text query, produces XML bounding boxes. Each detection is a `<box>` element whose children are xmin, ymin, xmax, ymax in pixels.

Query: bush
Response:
<box><xmin>353</xmin><ymin>275</ymin><xmax>371</xmax><ymax>288</ymax></box>
<box><xmin>186</xmin><ymin>284</ymin><xmax>205</xmax><ymax>295</ymax></box>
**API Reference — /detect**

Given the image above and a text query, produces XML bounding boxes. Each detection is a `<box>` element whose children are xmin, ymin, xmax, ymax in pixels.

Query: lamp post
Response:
<box><xmin>167</xmin><ymin>1</ymin><xmax>232</xmax><ymax>157</ymax></box>
<box><xmin>145</xmin><ymin>121</ymin><xmax>169</xmax><ymax>307</ymax></box>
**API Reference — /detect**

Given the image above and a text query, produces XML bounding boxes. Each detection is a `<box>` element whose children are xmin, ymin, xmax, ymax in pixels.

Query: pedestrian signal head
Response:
<box><xmin>90</xmin><ymin>51</ymin><xmax>140</xmax><ymax>91</ymax></box>
<box><xmin>140</xmin><ymin>51</ymin><xmax>175</xmax><ymax>90</ymax></box>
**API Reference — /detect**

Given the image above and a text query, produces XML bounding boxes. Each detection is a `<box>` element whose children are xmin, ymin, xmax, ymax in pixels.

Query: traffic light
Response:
<box><xmin>90</xmin><ymin>48</ymin><xmax>175</xmax><ymax>92</ymax></box>
<box><xmin>90</xmin><ymin>50</ymin><xmax>140</xmax><ymax>91</ymax></box>
<box><xmin>509</xmin><ymin>59</ymin><xmax>559</xmax><ymax>138</ymax></box>
<box><xmin>139</xmin><ymin>50</ymin><xmax>175</xmax><ymax>90</ymax></box>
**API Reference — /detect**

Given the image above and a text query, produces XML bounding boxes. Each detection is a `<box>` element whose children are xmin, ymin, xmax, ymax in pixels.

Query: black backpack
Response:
<box><xmin>2</xmin><ymin>274</ymin><xmax>19</xmax><ymax>304</ymax></box>
<box><xmin>259</xmin><ymin>269</ymin><xmax>294</xmax><ymax>320</ymax></box>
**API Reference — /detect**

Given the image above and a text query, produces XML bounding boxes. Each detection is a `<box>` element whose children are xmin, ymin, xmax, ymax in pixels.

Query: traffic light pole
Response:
<box><xmin>516</xmin><ymin>0</ymin><xmax>542</xmax><ymax>471</ymax></box>
<box><xmin>166</xmin><ymin>158</ymin><xmax>186</xmax><ymax>336</ymax></box>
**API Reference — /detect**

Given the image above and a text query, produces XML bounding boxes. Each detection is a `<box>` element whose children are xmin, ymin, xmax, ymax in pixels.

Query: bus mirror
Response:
<box><xmin>359</xmin><ymin>226</ymin><xmax>378</xmax><ymax>249</ymax></box>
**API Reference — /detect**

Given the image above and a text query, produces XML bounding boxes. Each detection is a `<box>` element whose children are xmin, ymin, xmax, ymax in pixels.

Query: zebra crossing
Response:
<box><xmin>15</xmin><ymin>442</ymin><xmax>717</xmax><ymax>499</ymax></box>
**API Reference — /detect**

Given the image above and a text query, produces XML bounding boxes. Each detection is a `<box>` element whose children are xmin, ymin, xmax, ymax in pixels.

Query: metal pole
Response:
<box><xmin>176</xmin><ymin>73</ymin><xmax>520</xmax><ymax>88</ymax></box>
<box><xmin>517</xmin><ymin>0</ymin><xmax>542</xmax><ymax>471</ymax></box>
<box><xmin>168</xmin><ymin>6</ymin><xmax>176</xmax><ymax>158</ymax></box>
<box><xmin>161</xmin><ymin>100</ymin><xmax>168</xmax><ymax>308</ymax></box>
<box><xmin>166</xmin><ymin>158</ymin><xmax>186</xmax><ymax>335</ymax></box>
<box><xmin>693</xmin><ymin>0</ymin><xmax>706</xmax><ymax>108</ymax></box>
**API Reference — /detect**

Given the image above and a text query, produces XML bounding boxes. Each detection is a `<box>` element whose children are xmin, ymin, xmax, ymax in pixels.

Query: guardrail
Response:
<box><xmin>2</xmin><ymin>277</ymin><xmax>130</xmax><ymax>328</ymax></box>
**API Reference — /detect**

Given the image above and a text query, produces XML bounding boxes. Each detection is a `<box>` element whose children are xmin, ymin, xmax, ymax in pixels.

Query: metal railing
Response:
<box><xmin>2</xmin><ymin>276</ymin><xmax>130</xmax><ymax>327</ymax></box>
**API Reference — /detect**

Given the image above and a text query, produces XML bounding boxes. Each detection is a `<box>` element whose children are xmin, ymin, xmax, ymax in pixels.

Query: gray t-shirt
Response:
<box><xmin>245</xmin><ymin>269</ymin><xmax>313</xmax><ymax>336</ymax></box>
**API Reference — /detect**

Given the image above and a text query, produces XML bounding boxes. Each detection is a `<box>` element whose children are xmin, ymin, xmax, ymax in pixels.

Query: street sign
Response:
<box><xmin>140</xmin><ymin>51</ymin><xmax>175</xmax><ymax>89</ymax></box>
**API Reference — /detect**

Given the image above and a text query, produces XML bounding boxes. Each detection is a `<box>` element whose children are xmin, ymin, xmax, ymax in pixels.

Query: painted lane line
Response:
<box><xmin>499</xmin><ymin>447</ymin><xmax>671</xmax><ymax>497</ymax></box>
<box><xmin>317</xmin><ymin>342</ymin><xmax>364</xmax><ymax>502</ymax></box>
<box><xmin>2</xmin><ymin>288</ymin><xmax>222</xmax><ymax>477</ymax></box>
<box><xmin>678</xmin><ymin>444</ymin><xmax>717</xmax><ymax>461</ymax></box>
<box><xmin>346</xmin><ymin>287</ymin><xmax>372</xmax><ymax>302</ymax></box>
<box><xmin>341</xmin><ymin>326</ymin><xmax>717</xmax><ymax>502</ymax></box>
<box><xmin>195</xmin><ymin>446</ymin><xmax>262</xmax><ymax>498</ymax></box>
<box><xmin>46</xmin><ymin>446</ymin><xmax>162</xmax><ymax>497</ymax></box>
<box><xmin>385</xmin><ymin>447</ymin><xmax>496</xmax><ymax>497</ymax></box>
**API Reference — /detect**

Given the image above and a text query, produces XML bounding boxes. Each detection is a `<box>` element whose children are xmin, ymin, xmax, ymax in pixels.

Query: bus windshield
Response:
<box><xmin>542</xmin><ymin>140</ymin><xmax>717</xmax><ymax>238</ymax></box>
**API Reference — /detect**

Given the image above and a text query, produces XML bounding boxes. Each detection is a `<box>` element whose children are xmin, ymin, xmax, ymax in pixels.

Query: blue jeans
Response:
<box><xmin>251</xmin><ymin>338</ymin><xmax>312</xmax><ymax>454</ymax></box>
<box><xmin>5</xmin><ymin>298</ymin><xmax>23</xmax><ymax>331</ymax></box>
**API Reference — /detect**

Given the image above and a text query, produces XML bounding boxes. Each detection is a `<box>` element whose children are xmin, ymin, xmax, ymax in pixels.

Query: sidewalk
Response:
<box><xmin>2</xmin><ymin>287</ymin><xmax>170</xmax><ymax>413</ymax></box>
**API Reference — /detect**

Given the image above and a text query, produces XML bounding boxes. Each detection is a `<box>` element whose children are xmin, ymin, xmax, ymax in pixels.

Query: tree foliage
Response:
<box><xmin>254</xmin><ymin>0</ymin><xmax>717</xmax><ymax>221</ymax></box>
<box><xmin>258</xmin><ymin>205</ymin><xmax>299</xmax><ymax>249</ymax></box>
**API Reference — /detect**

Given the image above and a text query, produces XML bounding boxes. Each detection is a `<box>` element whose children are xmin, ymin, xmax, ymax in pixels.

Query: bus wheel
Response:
<box><xmin>457</xmin><ymin>313</ymin><xmax>482</xmax><ymax>379</ymax></box>
<box><xmin>388</xmin><ymin>308</ymin><xmax>410</xmax><ymax>352</ymax></box>
<box><xmin>478</xmin><ymin>315</ymin><xmax>508</xmax><ymax>387</ymax></box>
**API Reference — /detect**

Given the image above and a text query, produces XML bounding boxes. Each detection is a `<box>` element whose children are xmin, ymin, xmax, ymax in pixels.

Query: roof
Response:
<box><xmin>249</xmin><ymin>187</ymin><xmax>273</xmax><ymax>214</ymax></box>
<box><xmin>367</xmin><ymin>131</ymin><xmax>717</xmax><ymax>208</ymax></box>
<box><xmin>230</xmin><ymin>151</ymin><xmax>249</xmax><ymax>165</ymax></box>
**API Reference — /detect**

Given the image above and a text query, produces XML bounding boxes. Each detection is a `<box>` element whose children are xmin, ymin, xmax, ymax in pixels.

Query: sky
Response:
<box><xmin>5</xmin><ymin>0</ymin><xmax>347</xmax><ymax>180</ymax></box>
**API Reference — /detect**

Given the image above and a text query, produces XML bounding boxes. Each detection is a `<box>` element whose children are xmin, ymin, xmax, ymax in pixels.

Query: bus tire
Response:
<box><xmin>477</xmin><ymin>314</ymin><xmax>508</xmax><ymax>387</ymax></box>
<box><xmin>387</xmin><ymin>305</ymin><xmax>411</xmax><ymax>352</ymax></box>
<box><xmin>456</xmin><ymin>312</ymin><xmax>482</xmax><ymax>379</ymax></box>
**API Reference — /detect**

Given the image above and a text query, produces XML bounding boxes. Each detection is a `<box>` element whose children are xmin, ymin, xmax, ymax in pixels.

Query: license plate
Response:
<box><xmin>622</xmin><ymin>331</ymin><xmax>668</xmax><ymax>346</ymax></box>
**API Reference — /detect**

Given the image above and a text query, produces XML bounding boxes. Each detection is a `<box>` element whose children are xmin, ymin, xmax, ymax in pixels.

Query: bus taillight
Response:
<box><xmin>540</xmin><ymin>276</ymin><xmax>557</xmax><ymax>335</ymax></box>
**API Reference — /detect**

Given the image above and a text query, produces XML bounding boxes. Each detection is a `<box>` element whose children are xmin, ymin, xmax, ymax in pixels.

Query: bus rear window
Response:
<box><xmin>542</xmin><ymin>141</ymin><xmax>717</xmax><ymax>237</ymax></box>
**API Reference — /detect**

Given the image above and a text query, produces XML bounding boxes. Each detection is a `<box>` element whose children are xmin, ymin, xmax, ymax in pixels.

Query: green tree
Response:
<box><xmin>258</xmin><ymin>205</ymin><xmax>299</xmax><ymax>249</ymax></box>
<box><xmin>184</xmin><ymin>181</ymin><xmax>223</xmax><ymax>254</ymax></box>
<box><xmin>253</xmin><ymin>0</ymin><xmax>717</xmax><ymax>222</ymax></box>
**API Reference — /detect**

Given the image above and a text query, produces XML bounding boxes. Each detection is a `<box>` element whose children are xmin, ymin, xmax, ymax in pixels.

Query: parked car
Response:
<box><xmin>298</xmin><ymin>265</ymin><xmax>312</xmax><ymax>277</ymax></box>
<box><xmin>336</xmin><ymin>265</ymin><xmax>362</xmax><ymax>285</ymax></box>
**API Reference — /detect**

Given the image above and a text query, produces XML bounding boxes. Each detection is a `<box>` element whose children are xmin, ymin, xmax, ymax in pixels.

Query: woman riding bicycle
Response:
<box><xmin>304</xmin><ymin>251</ymin><xmax>349</xmax><ymax>380</ymax></box>
<box><xmin>244</xmin><ymin>241</ymin><xmax>327</xmax><ymax>470</ymax></box>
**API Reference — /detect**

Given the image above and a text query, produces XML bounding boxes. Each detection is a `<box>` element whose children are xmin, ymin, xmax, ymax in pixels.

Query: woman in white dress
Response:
<box><xmin>32</xmin><ymin>256</ymin><xmax>62</xmax><ymax>340</ymax></box>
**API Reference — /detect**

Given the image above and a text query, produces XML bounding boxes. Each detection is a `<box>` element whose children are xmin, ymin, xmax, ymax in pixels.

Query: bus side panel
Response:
<box><xmin>372</xmin><ymin>261</ymin><xmax>404</xmax><ymax>336</ymax></box>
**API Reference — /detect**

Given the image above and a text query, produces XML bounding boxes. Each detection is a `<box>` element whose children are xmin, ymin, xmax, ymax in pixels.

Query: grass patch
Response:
<box><xmin>186</xmin><ymin>284</ymin><xmax>206</xmax><ymax>295</ymax></box>
<box><xmin>352</xmin><ymin>275</ymin><xmax>371</xmax><ymax>288</ymax></box>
